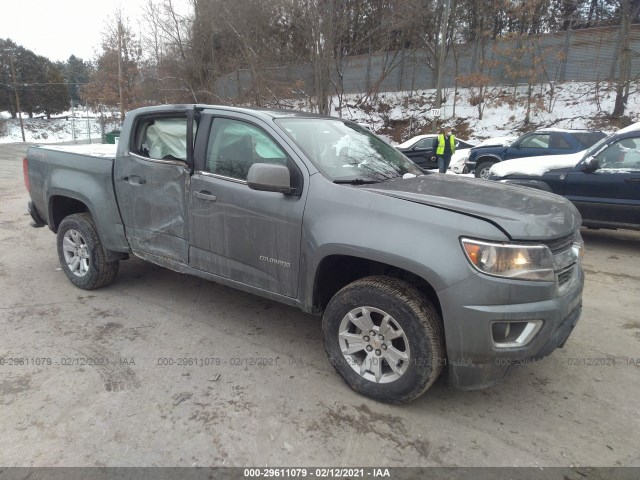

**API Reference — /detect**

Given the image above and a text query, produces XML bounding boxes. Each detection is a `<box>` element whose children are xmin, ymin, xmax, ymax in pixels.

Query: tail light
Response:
<box><xmin>23</xmin><ymin>157</ymin><xmax>30</xmax><ymax>192</ymax></box>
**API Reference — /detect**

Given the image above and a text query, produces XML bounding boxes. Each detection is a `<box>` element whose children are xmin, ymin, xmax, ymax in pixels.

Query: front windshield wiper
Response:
<box><xmin>333</xmin><ymin>178</ymin><xmax>381</xmax><ymax>185</ymax></box>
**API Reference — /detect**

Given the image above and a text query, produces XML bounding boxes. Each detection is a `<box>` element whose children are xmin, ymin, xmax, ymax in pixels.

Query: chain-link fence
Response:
<box><xmin>214</xmin><ymin>24</ymin><xmax>640</xmax><ymax>102</ymax></box>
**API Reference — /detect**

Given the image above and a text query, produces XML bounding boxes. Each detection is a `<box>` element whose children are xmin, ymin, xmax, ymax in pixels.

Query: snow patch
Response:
<box><xmin>38</xmin><ymin>143</ymin><xmax>118</xmax><ymax>158</ymax></box>
<box><xmin>490</xmin><ymin>151</ymin><xmax>585</xmax><ymax>177</ymax></box>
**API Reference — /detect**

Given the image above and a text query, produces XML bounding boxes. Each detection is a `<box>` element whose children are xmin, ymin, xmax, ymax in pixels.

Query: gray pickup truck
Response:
<box><xmin>24</xmin><ymin>105</ymin><xmax>584</xmax><ymax>403</ymax></box>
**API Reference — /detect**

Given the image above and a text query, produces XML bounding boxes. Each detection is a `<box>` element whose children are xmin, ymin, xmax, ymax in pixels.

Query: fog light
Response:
<box><xmin>491</xmin><ymin>320</ymin><xmax>542</xmax><ymax>347</ymax></box>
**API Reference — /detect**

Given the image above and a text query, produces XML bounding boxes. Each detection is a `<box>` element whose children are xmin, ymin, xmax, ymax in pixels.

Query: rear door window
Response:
<box><xmin>573</xmin><ymin>132</ymin><xmax>607</xmax><ymax>149</ymax></box>
<box><xmin>520</xmin><ymin>134</ymin><xmax>550</xmax><ymax>149</ymax></box>
<box><xmin>550</xmin><ymin>133</ymin><xmax>572</xmax><ymax>149</ymax></box>
<box><xmin>133</xmin><ymin>116</ymin><xmax>196</xmax><ymax>162</ymax></box>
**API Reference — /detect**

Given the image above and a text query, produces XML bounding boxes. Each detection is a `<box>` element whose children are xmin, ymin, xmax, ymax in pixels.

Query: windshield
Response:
<box><xmin>275</xmin><ymin>118</ymin><xmax>422</xmax><ymax>182</ymax></box>
<box><xmin>582</xmin><ymin>135</ymin><xmax>610</xmax><ymax>160</ymax></box>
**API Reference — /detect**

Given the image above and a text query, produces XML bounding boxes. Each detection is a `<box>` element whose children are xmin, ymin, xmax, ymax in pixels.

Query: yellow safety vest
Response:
<box><xmin>436</xmin><ymin>134</ymin><xmax>456</xmax><ymax>155</ymax></box>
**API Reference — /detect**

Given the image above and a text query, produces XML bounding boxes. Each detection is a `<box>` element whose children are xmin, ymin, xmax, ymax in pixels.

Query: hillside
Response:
<box><xmin>1</xmin><ymin>81</ymin><xmax>638</xmax><ymax>145</ymax></box>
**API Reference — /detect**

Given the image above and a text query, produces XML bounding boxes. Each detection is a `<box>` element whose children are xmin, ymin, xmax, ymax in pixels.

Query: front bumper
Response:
<box><xmin>464</xmin><ymin>158</ymin><xmax>477</xmax><ymax>172</ymax></box>
<box><xmin>438</xmin><ymin>264</ymin><xmax>584</xmax><ymax>389</ymax></box>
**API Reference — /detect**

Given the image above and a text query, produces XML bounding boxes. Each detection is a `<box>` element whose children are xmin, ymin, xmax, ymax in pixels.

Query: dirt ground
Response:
<box><xmin>0</xmin><ymin>142</ymin><xmax>639</xmax><ymax>467</ymax></box>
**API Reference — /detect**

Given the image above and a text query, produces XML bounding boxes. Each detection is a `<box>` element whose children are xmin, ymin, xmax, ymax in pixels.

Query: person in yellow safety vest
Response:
<box><xmin>430</xmin><ymin>126</ymin><xmax>456</xmax><ymax>173</ymax></box>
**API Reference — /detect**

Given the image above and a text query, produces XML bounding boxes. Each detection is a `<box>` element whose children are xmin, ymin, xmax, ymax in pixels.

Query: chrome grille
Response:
<box><xmin>557</xmin><ymin>266</ymin><xmax>574</xmax><ymax>287</ymax></box>
<box><xmin>543</xmin><ymin>233</ymin><xmax>575</xmax><ymax>255</ymax></box>
<box><xmin>543</xmin><ymin>233</ymin><xmax>579</xmax><ymax>288</ymax></box>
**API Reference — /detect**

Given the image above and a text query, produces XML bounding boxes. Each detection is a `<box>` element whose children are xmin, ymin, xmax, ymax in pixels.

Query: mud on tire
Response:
<box><xmin>56</xmin><ymin>213</ymin><xmax>119</xmax><ymax>290</ymax></box>
<box><xmin>322</xmin><ymin>276</ymin><xmax>445</xmax><ymax>404</ymax></box>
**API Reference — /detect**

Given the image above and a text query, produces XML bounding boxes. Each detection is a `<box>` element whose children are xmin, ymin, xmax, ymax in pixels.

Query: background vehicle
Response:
<box><xmin>466</xmin><ymin>128</ymin><xmax>606</xmax><ymax>179</ymax></box>
<box><xmin>490</xmin><ymin>125</ymin><xmax>640</xmax><ymax>230</ymax></box>
<box><xmin>397</xmin><ymin>134</ymin><xmax>475</xmax><ymax>171</ymax></box>
<box><xmin>25</xmin><ymin>105</ymin><xmax>584</xmax><ymax>403</ymax></box>
<box><xmin>449</xmin><ymin>136</ymin><xmax>517</xmax><ymax>174</ymax></box>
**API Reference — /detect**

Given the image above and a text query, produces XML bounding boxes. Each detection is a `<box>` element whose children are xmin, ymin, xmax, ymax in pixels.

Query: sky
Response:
<box><xmin>1</xmin><ymin>0</ymin><xmax>191</xmax><ymax>63</ymax></box>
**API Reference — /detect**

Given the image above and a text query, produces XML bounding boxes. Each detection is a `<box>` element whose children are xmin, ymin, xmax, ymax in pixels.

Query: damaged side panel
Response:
<box><xmin>188</xmin><ymin>174</ymin><xmax>305</xmax><ymax>298</ymax></box>
<box><xmin>113</xmin><ymin>155</ymin><xmax>190</xmax><ymax>262</ymax></box>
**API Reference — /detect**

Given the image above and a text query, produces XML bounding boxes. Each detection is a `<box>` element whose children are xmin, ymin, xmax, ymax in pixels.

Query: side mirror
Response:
<box><xmin>247</xmin><ymin>163</ymin><xmax>294</xmax><ymax>194</ymax></box>
<box><xmin>582</xmin><ymin>156</ymin><xmax>600</xmax><ymax>173</ymax></box>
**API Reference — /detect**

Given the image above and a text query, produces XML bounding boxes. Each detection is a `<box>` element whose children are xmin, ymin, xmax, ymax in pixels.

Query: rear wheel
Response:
<box><xmin>322</xmin><ymin>276</ymin><xmax>445</xmax><ymax>403</ymax></box>
<box><xmin>475</xmin><ymin>161</ymin><xmax>495</xmax><ymax>179</ymax></box>
<box><xmin>56</xmin><ymin>213</ymin><xmax>119</xmax><ymax>290</ymax></box>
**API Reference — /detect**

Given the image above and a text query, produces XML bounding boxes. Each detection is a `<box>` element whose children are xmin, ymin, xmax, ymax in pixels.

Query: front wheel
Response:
<box><xmin>322</xmin><ymin>276</ymin><xmax>445</xmax><ymax>403</ymax></box>
<box><xmin>474</xmin><ymin>161</ymin><xmax>495</xmax><ymax>179</ymax></box>
<box><xmin>56</xmin><ymin>213</ymin><xmax>119</xmax><ymax>290</ymax></box>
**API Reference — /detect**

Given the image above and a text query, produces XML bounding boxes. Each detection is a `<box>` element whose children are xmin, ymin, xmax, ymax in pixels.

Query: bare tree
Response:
<box><xmin>82</xmin><ymin>12</ymin><xmax>143</xmax><ymax>113</ymax></box>
<box><xmin>611</xmin><ymin>0</ymin><xmax>640</xmax><ymax>117</ymax></box>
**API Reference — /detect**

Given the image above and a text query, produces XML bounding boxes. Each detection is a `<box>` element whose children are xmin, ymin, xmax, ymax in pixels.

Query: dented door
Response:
<box><xmin>114</xmin><ymin>112</ymin><xmax>193</xmax><ymax>262</ymax></box>
<box><xmin>188</xmin><ymin>114</ymin><xmax>305</xmax><ymax>298</ymax></box>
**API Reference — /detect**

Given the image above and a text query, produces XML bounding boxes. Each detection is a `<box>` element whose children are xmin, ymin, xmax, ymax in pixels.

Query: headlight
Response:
<box><xmin>572</xmin><ymin>231</ymin><xmax>584</xmax><ymax>262</ymax></box>
<box><xmin>461</xmin><ymin>238</ymin><xmax>555</xmax><ymax>281</ymax></box>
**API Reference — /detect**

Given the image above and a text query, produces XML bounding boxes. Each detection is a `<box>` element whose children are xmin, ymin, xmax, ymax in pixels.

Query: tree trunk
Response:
<box><xmin>314</xmin><ymin>47</ymin><xmax>332</xmax><ymax>115</ymax></box>
<box><xmin>612</xmin><ymin>0</ymin><xmax>633</xmax><ymax>117</ymax></box>
<box><xmin>524</xmin><ymin>82</ymin><xmax>533</xmax><ymax>124</ymax></box>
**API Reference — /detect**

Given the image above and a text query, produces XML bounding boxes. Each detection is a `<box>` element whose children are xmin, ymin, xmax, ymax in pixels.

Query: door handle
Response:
<box><xmin>624</xmin><ymin>178</ymin><xmax>640</xmax><ymax>183</ymax></box>
<box><xmin>122</xmin><ymin>175</ymin><xmax>146</xmax><ymax>185</ymax></box>
<box><xmin>194</xmin><ymin>191</ymin><xmax>217</xmax><ymax>202</ymax></box>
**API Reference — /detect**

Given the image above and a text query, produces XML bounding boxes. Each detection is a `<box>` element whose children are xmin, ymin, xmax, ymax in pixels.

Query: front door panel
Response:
<box><xmin>565</xmin><ymin>136</ymin><xmax>640</xmax><ymax>225</ymax></box>
<box><xmin>187</xmin><ymin>115</ymin><xmax>306</xmax><ymax>298</ymax></box>
<box><xmin>189</xmin><ymin>175</ymin><xmax>303</xmax><ymax>297</ymax></box>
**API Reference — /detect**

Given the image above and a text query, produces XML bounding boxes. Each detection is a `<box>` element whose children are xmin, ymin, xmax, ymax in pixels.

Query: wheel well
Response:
<box><xmin>522</xmin><ymin>181</ymin><xmax>552</xmax><ymax>192</ymax></box>
<box><xmin>50</xmin><ymin>196</ymin><xmax>89</xmax><ymax>232</ymax></box>
<box><xmin>313</xmin><ymin>255</ymin><xmax>442</xmax><ymax>317</ymax></box>
<box><xmin>476</xmin><ymin>156</ymin><xmax>498</xmax><ymax>166</ymax></box>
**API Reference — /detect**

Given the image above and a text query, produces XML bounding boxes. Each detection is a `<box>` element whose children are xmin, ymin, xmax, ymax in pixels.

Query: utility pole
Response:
<box><xmin>70</xmin><ymin>99</ymin><xmax>77</xmax><ymax>143</ymax></box>
<box><xmin>8</xmin><ymin>52</ymin><xmax>26</xmax><ymax>142</ymax></box>
<box><xmin>117</xmin><ymin>16</ymin><xmax>125</xmax><ymax>122</ymax></box>
<box><xmin>432</xmin><ymin>0</ymin><xmax>451</xmax><ymax>133</ymax></box>
<box><xmin>86</xmin><ymin>104</ymin><xmax>92</xmax><ymax>143</ymax></box>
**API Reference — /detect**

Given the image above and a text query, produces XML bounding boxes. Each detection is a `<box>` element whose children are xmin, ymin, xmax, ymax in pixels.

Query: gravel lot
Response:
<box><xmin>1</xmin><ymin>142</ymin><xmax>639</xmax><ymax>467</ymax></box>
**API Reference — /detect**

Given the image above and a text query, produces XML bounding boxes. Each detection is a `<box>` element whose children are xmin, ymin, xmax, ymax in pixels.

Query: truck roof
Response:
<box><xmin>532</xmin><ymin>127</ymin><xmax>603</xmax><ymax>133</ymax></box>
<box><xmin>131</xmin><ymin>104</ymin><xmax>337</xmax><ymax>121</ymax></box>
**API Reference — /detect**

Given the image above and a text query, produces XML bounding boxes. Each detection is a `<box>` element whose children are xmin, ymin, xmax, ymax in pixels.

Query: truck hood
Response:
<box><xmin>362</xmin><ymin>174</ymin><xmax>580</xmax><ymax>240</ymax></box>
<box><xmin>470</xmin><ymin>145</ymin><xmax>507</xmax><ymax>157</ymax></box>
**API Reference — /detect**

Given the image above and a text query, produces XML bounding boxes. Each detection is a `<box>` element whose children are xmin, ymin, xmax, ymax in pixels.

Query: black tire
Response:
<box><xmin>475</xmin><ymin>161</ymin><xmax>495</xmax><ymax>179</ymax></box>
<box><xmin>322</xmin><ymin>276</ymin><xmax>445</xmax><ymax>404</ymax></box>
<box><xmin>56</xmin><ymin>213</ymin><xmax>119</xmax><ymax>290</ymax></box>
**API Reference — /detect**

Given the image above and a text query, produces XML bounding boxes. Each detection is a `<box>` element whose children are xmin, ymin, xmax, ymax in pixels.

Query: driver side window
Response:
<box><xmin>206</xmin><ymin>118</ymin><xmax>288</xmax><ymax>180</ymax></box>
<box><xmin>596</xmin><ymin>137</ymin><xmax>640</xmax><ymax>169</ymax></box>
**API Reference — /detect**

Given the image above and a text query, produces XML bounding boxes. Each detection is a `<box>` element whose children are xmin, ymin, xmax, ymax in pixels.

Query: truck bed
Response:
<box><xmin>37</xmin><ymin>143</ymin><xmax>118</xmax><ymax>159</ymax></box>
<box><xmin>26</xmin><ymin>143</ymin><xmax>129</xmax><ymax>253</ymax></box>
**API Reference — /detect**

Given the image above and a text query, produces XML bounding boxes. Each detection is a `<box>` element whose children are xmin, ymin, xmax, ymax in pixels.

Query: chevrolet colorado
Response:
<box><xmin>24</xmin><ymin>105</ymin><xmax>585</xmax><ymax>403</ymax></box>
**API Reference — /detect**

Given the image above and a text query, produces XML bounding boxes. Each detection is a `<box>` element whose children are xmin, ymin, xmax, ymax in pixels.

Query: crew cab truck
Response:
<box><xmin>466</xmin><ymin>128</ymin><xmax>606</xmax><ymax>179</ymax></box>
<box><xmin>25</xmin><ymin>105</ymin><xmax>585</xmax><ymax>403</ymax></box>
